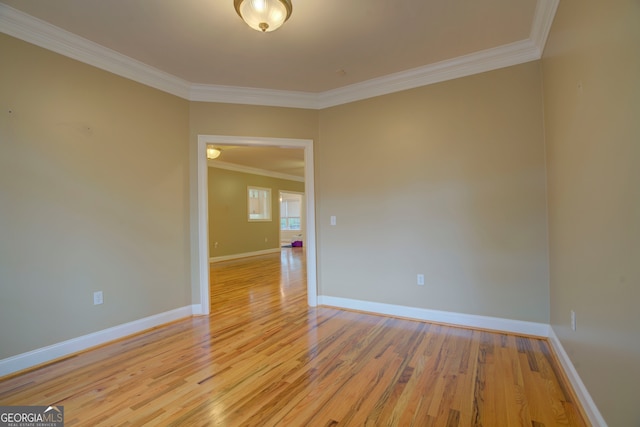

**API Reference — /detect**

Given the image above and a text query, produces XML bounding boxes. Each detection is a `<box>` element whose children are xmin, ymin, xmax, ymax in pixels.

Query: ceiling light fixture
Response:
<box><xmin>206</xmin><ymin>147</ymin><xmax>221</xmax><ymax>160</ymax></box>
<box><xmin>234</xmin><ymin>0</ymin><xmax>292</xmax><ymax>33</ymax></box>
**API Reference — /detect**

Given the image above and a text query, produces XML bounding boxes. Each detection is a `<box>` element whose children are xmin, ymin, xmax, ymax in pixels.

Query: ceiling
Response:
<box><xmin>208</xmin><ymin>145</ymin><xmax>306</xmax><ymax>179</ymax></box>
<box><xmin>0</xmin><ymin>0</ymin><xmax>558</xmax><ymax>178</ymax></box>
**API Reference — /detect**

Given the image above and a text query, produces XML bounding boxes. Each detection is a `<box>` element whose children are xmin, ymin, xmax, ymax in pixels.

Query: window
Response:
<box><xmin>280</xmin><ymin>197</ymin><xmax>301</xmax><ymax>230</ymax></box>
<box><xmin>248</xmin><ymin>187</ymin><xmax>271</xmax><ymax>221</ymax></box>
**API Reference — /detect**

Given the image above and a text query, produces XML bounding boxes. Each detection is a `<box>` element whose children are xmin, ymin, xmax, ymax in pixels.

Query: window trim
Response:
<box><xmin>247</xmin><ymin>186</ymin><xmax>272</xmax><ymax>222</ymax></box>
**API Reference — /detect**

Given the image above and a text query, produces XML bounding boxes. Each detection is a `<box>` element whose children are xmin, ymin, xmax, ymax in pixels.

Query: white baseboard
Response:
<box><xmin>318</xmin><ymin>295</ymin><xmax>550</xmax><ymax>337</ymax></box>
<box><xmin>548</xmin><ymin>328</ymin><xmax>608</xmax><ymax>427</ymax></box>
<box><xmin>210</xmin><ymin>248</ymin><xmax>281</xmax><ymax>263</ymax></box>
<box><xmin>191</xmin><ymin>303</ymin><xmax>207</xmax><ymax>316</ymax></box>
<box><xmin>0</xmin><ymin>305</ymin><xmax>194</xmax><ymax>377</ymax></box>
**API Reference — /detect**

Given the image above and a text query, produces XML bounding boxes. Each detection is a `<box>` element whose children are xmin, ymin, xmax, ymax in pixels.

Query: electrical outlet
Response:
<box><xmin>417</xmin><ymin>274</ymin><xmax>425</xmax><ymax>286</ymax></box>
<box><xmin>93</xmin><ymin>291</ymin><xmax>103</xmax><ymax>305</ymax></box>
<box><xmin>571</xmin><ymin>310</ymin><xmax>576</xmax><ymax>331</ymax></box>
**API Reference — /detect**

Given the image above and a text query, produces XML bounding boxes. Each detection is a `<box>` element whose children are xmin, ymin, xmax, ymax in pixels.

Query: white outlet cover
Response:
<box><xmin>93</xmin><ymin>291</ymin><xmax>103</xmax><ymax>305</ymax></box>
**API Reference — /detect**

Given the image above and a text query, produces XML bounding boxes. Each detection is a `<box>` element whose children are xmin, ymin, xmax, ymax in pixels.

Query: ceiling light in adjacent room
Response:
<box><xmin>206</xmin><ymin>147</ymin><xmax>221</xmax><ymax>160</ymax></box>
<box><xmin>234</xmin><ymin>0</ymin><xmax>292</xmax><ymax>33</ymax></box>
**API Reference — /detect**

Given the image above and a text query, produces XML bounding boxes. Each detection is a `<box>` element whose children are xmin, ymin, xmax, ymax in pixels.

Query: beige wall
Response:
<box><xmin>188</xmin><ymin>64</ymin><xmax>549</xmax><ymax>323</ymax></box>
<box><xmin>0</xmin><ymin>28</ymin><xmax>552</xmax><ymax>376</ymax></box>
<box><xmin>542</xmin><ymin>1</ymin><xmax>640</xmax><ymax>425</ymax></box>
<box><xmin>318</xmin><ymin>62</ymin><xmax>549</xmax><ymax>322</ymax></box>
<box><xmin>207</xmin><ymin>167</ymin><xmax>304</xmax><ymax>257</ymax></box>
<box><xmin>0</xmin><ymin>34</ymin><xmax>191</xmax><ymax>358</ymax></box>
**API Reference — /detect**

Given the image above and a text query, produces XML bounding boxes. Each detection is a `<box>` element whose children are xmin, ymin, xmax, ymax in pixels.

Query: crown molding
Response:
<box><xmin>317</xmin><ymin>39</ymin><xmax>540</xmax><ymax>108</ymax></box>
<box><xmin>1</xmin><ymin>0</ymin><xmax>558</xmax><ymax>109</ymax></box>
<box><xmin>529</xmin><ymin>0</ymin><xmax>559</xmax><ymax>54</ymax></box>
<box><xmin>208</xmin><ymin>160</ymin><xmax>305</xmax><ymax>182</ymax></box>
<box><xmin>190</xmin><ymin>83</ymin><xmax>318</xmax><ymax>109</ymax></box>
<box><xmin>0</xmin><ymin>3</ymin><xmax>191</xmax><ymax>99</ymax></box>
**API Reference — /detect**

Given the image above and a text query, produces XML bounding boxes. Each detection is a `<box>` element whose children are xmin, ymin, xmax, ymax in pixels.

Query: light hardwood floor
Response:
<box><xmin>0</xmin><ymin>249</ymin><xmax>587</xmax><ymax>426</ymax></box>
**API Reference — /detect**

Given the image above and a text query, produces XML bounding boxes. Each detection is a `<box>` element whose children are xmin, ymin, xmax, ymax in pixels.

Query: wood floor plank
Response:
<box><xmin>0</xmin><ymin>249</ymin><xmax>589</xmax><ymax>426</ymax></box>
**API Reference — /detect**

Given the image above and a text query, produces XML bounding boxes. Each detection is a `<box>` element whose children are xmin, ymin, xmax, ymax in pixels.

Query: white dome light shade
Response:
<box><xmin>206</xmin><ymin>147</ymin><xmax>221</xmax><ymax>160</ymax></box>
<box><xmin>234</xmin><ymin>0</ymin><xmax>292</xmax><ymax>32</ymax></box>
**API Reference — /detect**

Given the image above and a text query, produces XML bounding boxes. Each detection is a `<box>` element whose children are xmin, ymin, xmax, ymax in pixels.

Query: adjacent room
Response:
<box><xmin>0</xmin><ymin>1</ymin><xmax>638</xmax><ymax>425</ymax></box>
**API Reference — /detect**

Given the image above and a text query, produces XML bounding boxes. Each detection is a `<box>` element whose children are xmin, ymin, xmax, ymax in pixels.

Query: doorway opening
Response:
<box><xmin>196</xmin><ymin>135</ymin><xmax>317</xmax><ymax>314</ymax></box>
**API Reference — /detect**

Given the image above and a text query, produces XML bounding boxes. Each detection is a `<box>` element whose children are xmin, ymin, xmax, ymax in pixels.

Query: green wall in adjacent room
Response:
<box><xmin>207</xmin><ymin>167</ymin><xmax>304</xmax><ymax>258</ymax></box>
